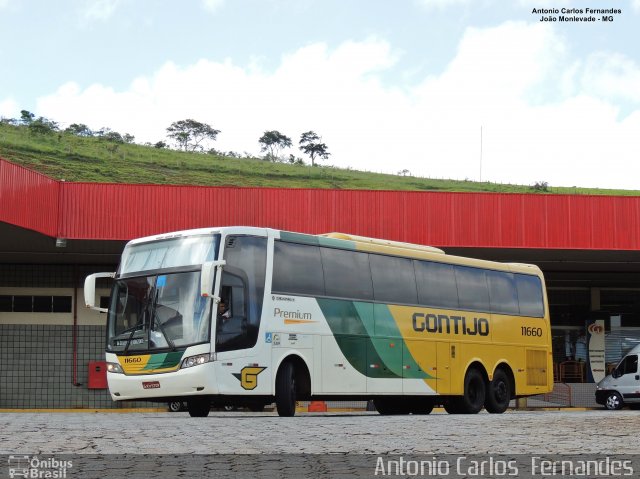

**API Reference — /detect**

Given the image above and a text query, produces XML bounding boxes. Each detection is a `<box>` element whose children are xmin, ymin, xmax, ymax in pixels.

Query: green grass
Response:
<box><xmin>1</xmin><ymin>122</ymin><xmax>638</xmax><ymax>195</ymax></box>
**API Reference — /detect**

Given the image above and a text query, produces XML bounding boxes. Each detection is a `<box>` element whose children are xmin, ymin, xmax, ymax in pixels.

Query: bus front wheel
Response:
<box><xmin>485</xmin><ymin>369</ymin><xmax>511</xmax><ymax>414</ymax></box>
<box><xmin>187</xmin><ymin>397</ymin><xmax>211</xmax><ymax>417</ymax></box>
<box><xmin>276</xmin><ymin>361</ymin><xmax>297</xmax><ymax>417</ymax></box>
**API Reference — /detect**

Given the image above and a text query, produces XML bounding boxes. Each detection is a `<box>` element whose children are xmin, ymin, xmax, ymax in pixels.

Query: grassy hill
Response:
<box><xmin>0</xmin><ymin>122</ymin><xmax>637</xmax><ymax>195</ymax></box>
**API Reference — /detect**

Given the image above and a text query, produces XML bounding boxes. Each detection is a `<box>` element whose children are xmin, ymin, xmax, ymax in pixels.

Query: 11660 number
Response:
<box><xmin>521</xmin><ymin>326</ymin><xmax>543</xmax><ymax>337</ymax></box>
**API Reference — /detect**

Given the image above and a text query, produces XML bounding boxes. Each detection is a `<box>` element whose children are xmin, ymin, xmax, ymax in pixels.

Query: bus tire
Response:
<box><xmin>485</xmin><ymin>369</ymin><xmax>511</xmax><ymax>414</ymax></box>
<box><xmin>443</xmin><ymin>400</ymin><xmax>462</xmax><ymax>414</ymax></box>
<box><xmin>409</xmin><ymin>398</ymin><xmax>434</xmax><ymax>415</ymax></box>
<box><xmin>275</xmin><ymin>361</ymin><xmax>297</xmax><ymax>417</ymax></box>
<box><xmin>458</xmin><ymin>368</ymin><xmax>485</xmax><ymax>414</ymax></box>
<box><xmin>187</xmin><ymin>397</ymin><xmax>211</xmax><ymax>417</ymax></box>
<box><xmin>373</xmin><ymin>398</ymin><xmax>408</xmax><ymax>415</ymax></box>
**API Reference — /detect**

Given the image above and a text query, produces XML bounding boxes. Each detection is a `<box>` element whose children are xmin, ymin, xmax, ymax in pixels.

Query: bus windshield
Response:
<box><xmin>120</xmin><ymin>234</ymin><xmax>219</xmax><ymax>275</ymax></box>
<box><xmin>108</xmin><ymin>234</ymin><xmax>220</xmax><ymax>353</ymax></box>
<box><xmin>107</xmin><ymin>271</ymin><xmax>211</xmax><ymax>352</ymax></box>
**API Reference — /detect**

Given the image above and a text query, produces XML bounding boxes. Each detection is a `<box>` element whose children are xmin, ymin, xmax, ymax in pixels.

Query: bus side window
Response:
<box><xmin>370</xmin><ymin>254</ymin><xmax>417</xmax><ymax>305</ymax></box>
<box><xmin>455</xmin><ymin>265</ymin><xmax>490</xmax><ymax>313</ymax></box>
<box><xmin>486</xmin><ymin>270</ymin><xmax>519</xmax><ymax>315</ymax></box>
<box><xmin>515</xmin><ymin>274</ymin><xmax>544</xmax><ymax>318</ymax></box>
<box><xmin>215</xmin><ymin>236</ymin><xmax>267</xmax><ymax>353</ymax></box>
<box><xmin>320</xmin><ymin>247</ymin><xmax>373</xmax><ymax>301</ymax></box>
<box><xmin>414</xmin><ymin>260</ymin><xmax>459</xmax><ymax>309</ymax></box>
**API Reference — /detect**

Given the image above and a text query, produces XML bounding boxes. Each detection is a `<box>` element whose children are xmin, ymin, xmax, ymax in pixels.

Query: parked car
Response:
<box><xmin>595</xmin><ymin>344</ymin><xmax>640</xmax><ymax>410</ymax></box>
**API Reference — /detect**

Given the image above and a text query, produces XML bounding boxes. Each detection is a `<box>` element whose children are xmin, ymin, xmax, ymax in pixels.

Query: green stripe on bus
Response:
<box><xmin>317</xmin><ymin>299</ymin><xmax>435</xmax><ymax>380</ymax></box>
<box><xmin>143</xmin><ymin>351</ymin><xmax>184</xmax><ymax>370</ymax></box>
<box><xmin>317</xmin><ymin>298</ymin><xmax>400</xmax><ymax>378</ymax></box>
<box><xmin>357</xmin><ymin>303</ymin><xmax>434</xmax><ymax>380</ymax></box>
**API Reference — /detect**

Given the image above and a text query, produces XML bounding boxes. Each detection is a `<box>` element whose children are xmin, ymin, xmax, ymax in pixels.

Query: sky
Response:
<box><xmin>1</xmin><ymin>0</ymin><xmax>639</xmax><ymax>189</ymax></box>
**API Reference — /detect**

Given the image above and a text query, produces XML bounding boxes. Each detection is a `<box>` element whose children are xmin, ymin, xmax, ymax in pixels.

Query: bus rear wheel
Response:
<box><xmin>455</xmin><ymin>368</ymin><xmax>485</xmax><ymax>414</ymax></box>
<box><xmin>187</xmin><ymin>397</ymin><xmax>211</xmax><ymax>417</ymax></box>
<box><xmin>485</xmin><ymin>369</ymin><xmax>511</xmax><ymax>414</ymax></box>
<box><xmin>275</xmin><ymin>361</ymin><xmax>297</xmax><ymax>417</ymax></box>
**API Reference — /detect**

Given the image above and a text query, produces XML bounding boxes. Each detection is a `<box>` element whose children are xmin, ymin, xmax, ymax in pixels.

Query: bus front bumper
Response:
<box><xmin>107</xmin><ymin>362</ymin><xmax>218</xmax><ymax>401</ymax></box>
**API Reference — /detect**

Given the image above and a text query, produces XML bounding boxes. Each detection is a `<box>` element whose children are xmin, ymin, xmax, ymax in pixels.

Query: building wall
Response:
<box><xmin>0</xmin><ymin>266</ymin><xmax>150</xmax><ymax>409</ymax></box>
<box><xmin>0</xmin><ymin>324</ymin><xmax>126</xmax><ymax>409</ymax></box>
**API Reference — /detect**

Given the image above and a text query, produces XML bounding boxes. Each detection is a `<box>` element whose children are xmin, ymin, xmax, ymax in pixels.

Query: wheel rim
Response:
<box><xmin>493</xmin><ymin>380</ymin><xmax>508</xmax><ymax>403</ymax></box>
<box><xmin>469</xmin><ymin>377</ymin><xmax>483</xmax><ymax>406</ymax></box>
<box><xmin>606</xmin><ymin>395</ymin><xmax>620</xmax><ymax>409</ymax></box>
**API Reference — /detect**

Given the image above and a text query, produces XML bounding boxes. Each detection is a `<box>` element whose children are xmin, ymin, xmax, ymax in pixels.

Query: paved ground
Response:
<box><xmin>1</xmin><ymin>409</ymin><xmax>638</xmax><ymax>455</ymax></box>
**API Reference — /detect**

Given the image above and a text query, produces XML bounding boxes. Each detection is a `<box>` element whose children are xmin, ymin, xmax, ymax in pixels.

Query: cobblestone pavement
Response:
<box><xmin>1</xmin><ymin>409</ymin><xmax>638</xmax><ymax>455</ymax></box>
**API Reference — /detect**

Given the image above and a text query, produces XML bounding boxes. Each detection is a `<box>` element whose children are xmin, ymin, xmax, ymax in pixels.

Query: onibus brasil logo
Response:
<box><xmin>8</xmin><ymin>455</ymin><xmax>72</xmax><ymax>478</ymax></box>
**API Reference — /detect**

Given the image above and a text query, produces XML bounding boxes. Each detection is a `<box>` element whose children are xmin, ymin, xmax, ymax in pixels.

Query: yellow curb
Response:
<box><xmin>514</xmin><ymin>407</ymin><xmax>596</xmax><ymax>412</ymax></box>
<box><xmin>0</xmin><ymin>408</ymin><xmax>167</xmax><ymax>413</ymax></box>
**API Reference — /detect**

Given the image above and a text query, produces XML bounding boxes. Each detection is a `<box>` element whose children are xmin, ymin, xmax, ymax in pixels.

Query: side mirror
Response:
<box><xmin>84</xmin><ymin>272</ymin><xmax>116</xmax><ymax>312</ymax></box>
<box><xmin>201</xmin><ymin>260</ymin><xmax>226</xmax><ymax>297</ymax></box>
<box><xmin>612</xmin><ymin>369</ymin><xmax>622</xmax><ymax>379</ymax></box>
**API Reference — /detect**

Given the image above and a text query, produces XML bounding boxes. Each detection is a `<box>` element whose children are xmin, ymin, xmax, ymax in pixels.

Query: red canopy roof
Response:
<box><xmin>1</xmin><ymin>158</ymin><xmax>638</xmax><ymax>249</ymax></box>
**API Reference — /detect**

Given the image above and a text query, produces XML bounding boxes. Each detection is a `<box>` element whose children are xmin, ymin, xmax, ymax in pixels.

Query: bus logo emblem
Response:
<box><xmin>233</xmin><ymin>366</ymin><xmax>266</xmax><ymax>390</ymax></box>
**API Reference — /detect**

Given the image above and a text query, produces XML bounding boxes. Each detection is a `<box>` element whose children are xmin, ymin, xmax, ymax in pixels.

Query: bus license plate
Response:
<box><xmin>142</xmin><ymin>381</ymin><xmax>160</xmax><ymax>389</ymax></box>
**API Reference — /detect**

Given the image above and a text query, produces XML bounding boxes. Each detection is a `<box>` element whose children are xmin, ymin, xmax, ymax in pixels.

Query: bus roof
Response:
<box><xmin>125</xmin><ymin>226</ymin><xmax>543</xmax><ymax>277</ymax></box>
<box><xmin>322</xmin><ymin>232</ymin><xmax>445</xmax><ymax>255</ymax></box>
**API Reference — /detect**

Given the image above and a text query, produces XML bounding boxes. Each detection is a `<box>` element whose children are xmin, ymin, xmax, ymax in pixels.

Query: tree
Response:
<box><xmin>20</xmin><ymin>110</ymin><xmax>35</xmax><ymax>125</ymax></box>
<box><xmin>28</xmin><ymin>117</ymin><xmax>58</xmax><ymax>135</ymax></box>
<box><xmin>258</xmin><ymin>130</ymin><xmax>292</xmax><ymax>161</ymax></box>
<box><xmin>533</xmin><ymin>181</ymin><xmax>549</xmax><ymax>192</ymax></box>
<box><xmin>98</xmin><ymin>129</ymin><xmax>124</xmax><ymax>143</ymax></box>
<box><xmin>166</xmin><ymin>119</ymin><xmax>220</xmax><ymax>152</ymax></box>
<box><xmin>299</xmin><ymin>131</ymin><xmax>330</xmax><ymax>166</ymax></box>
<box><xmin>65</xmin><ymin>123</ymin><xmax>93</xmax><ymax>137</ymax></box>
<box><xmin>154</xmin><ymin>141</ymin><xmax>167</xmax><ymax>149</ymax></box>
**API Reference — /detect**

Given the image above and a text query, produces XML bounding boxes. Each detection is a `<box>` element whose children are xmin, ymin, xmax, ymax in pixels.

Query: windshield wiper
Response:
<box><xmin>122</xmin><ymin>323</ymin><xmax>146</xmax><ymax>354</ymax></box>
<box><xmin>150</xmin><ymin>286</ymin><xmax>176</xmax><ymax>351</ymax></box>
<box><xmin>153</xmin><ymin>316</ymin><xmax>176</xmax><ymax>351</ymax></box>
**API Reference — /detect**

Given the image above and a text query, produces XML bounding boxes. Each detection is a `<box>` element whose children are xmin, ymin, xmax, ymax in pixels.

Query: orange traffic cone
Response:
<box><xmin>307</xmin><ymin>401</ymin><xmax>328</xmax><ymax>412</ymax></box>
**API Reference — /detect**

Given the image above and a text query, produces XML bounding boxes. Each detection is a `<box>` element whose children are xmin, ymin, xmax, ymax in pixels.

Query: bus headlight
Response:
<box><xmin>181</xmin><ymin>353</ymin><xmax>211</xmax><ymax>369</ymax></box>
<box><xmin>107</xmin><ymin>362</ymin><xmax>124</xmax><ymax>374</ymax></box>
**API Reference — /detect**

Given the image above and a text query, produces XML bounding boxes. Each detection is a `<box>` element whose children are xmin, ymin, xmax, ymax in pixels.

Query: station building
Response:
<box><xmin>1</xmin><ymin>158</ymin><xmax>640</xmax><ymax>408</ymax></box>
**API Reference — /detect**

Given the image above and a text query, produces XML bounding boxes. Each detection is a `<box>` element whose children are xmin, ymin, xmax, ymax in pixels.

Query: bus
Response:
<box><xmin>84</xmin><ymin>226</ymin><xmax>552</xmax><ymax>417</ymax></box>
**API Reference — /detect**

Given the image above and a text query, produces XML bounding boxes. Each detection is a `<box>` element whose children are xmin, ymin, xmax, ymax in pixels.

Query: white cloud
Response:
<box><xmin>0</xmin><ymin>97</ymin><xmax>19</xmax><ymax>118</ymax></box>
<box><xmin>202</xmin><ymin>0</ymin><xmax>224</xmax><ymax>13</ymax></box>
<box><xmin>36</xmin><ymin>25</ymin><xmax>640</xmax><ymax>190</ymax></box>
<box><xmin>79</xmin><ymin>0</ymin><xmax>122</xmax><ymax>23</ymax></box>
<box><xmin>581</xmin><ymin>52</ymin><xmax>640</xmax><ymax>103</ymax></box>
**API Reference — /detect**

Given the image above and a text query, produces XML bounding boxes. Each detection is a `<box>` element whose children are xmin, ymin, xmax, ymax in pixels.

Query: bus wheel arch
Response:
<box><xmin>274</xmin><ymin>354</ymin><xmax>311</xmax><ymax>417</ymax></box>
<box><xmin>485</xmin><ymin>364</ymin><xmax>514</xmax><ymax>414</ymax></box>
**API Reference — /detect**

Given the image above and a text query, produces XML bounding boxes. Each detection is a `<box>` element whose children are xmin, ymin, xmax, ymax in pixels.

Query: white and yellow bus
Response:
<box><xmin>84</xmin><ymin>226</ymin><xmax>552</xmax><ymax>417</ymax></box>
